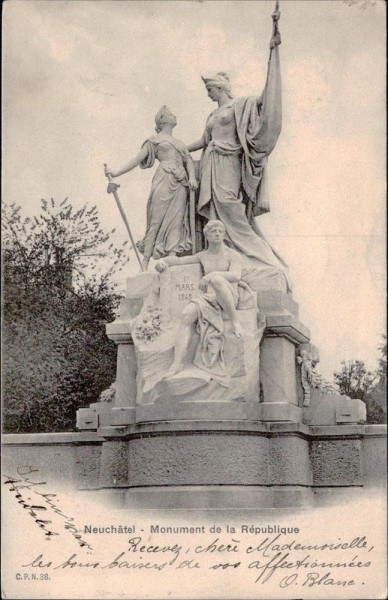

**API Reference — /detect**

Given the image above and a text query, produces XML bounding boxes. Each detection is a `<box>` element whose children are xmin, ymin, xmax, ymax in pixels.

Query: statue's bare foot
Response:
<box><xmin>164</xmin><ymin>363</ymin><xmax>182</xmax><ymax>379</ymax></box>
<box><xmin>232</xmin><ymin>320</ymin><xmax>244</xmax><ymax>338</ymax></box>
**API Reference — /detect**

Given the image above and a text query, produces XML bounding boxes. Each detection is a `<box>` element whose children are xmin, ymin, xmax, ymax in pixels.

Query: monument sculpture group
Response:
<box><xmin>74</xmin><ymin>4</ymin><xmax>380</xmax><ymax>509</ymax></box>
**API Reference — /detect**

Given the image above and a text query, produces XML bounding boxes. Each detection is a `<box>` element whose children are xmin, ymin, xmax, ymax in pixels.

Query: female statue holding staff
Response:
<box><xmin>186</xmin><ymin>7</ymin><xmax>292</xmax><ymax>292</ymax></box>
<box><xmin>105</xmin><ymin>106</ymin><xmax>197</xmax><ymax>271</ymax></box>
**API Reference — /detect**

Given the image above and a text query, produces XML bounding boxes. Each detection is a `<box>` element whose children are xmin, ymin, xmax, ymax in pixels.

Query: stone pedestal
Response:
<box><xmin>258</xmin><ymin>294</ymin><xmax>309</xmax><ymax>422</ymax></box>
<box><xmin>106</xmin><ymin>314</ymin><xmax>136</xmax><ymax>425</ymax></box>
<box><xmin>94</xmin><ymin>420</ymin><xmax>315</xmax><ymax>508</ymax></box>
<box><xmin>74</xmin><ymin>269</ymin><xmax>369</xmax><ymax>509</ymax></box>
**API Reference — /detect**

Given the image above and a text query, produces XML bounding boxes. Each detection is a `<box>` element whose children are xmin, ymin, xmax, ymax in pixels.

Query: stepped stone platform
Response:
<box><xmin>2</xmin><ymin>423</ymin><xmax>385</xmax><ymax>509</ymax></box>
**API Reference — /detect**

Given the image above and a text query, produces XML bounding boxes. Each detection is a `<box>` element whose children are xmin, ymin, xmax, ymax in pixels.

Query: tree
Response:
<box><xmin>366</xmin><ymin>335</ymin><xmax>387</xmax><ymax>421</ymax></box>
<box><xmin>377</xmin><ymin>335</ymin><xmax>387</xmax><ymax>386</ymax></box>
<box><xmin>373</xmin><ymin>335</ymin><xmax>387</xmax><ymax>410</ymax></box>
<box><xmin>363</xmin><ymin>397</ymin><xmax>386</xmax><ymax>425</ymax></box>
<box><xmin>333</xmin><ymin>360</ymin><xmax>376</xmax><ymax>401</ymax></box>
<box><xmin>333</xmin><ymin>342</ymin><xmax>387</xmax><ymax>425</ymax></box>
<box><xmin>2</xmin><ymin>199</ymin><xmax>128</xmax><ymax>289</ymax></box>
<box><xmin>2</xmin><ymin>199</ymin><xmax>130</xmax><ymax>433</ymax></box>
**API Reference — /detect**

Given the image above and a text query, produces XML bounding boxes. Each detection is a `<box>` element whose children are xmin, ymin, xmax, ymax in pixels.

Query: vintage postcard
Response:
<box><xmin>2</xmin><ymin>1</ymin><xmax>386</xmax><ymax>599</ymax></box>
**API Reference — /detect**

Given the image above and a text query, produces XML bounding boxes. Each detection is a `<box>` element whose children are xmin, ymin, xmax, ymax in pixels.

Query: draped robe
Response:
<box><xmin>197</xmin><ymin>44</ymin><xmax>292</xmax><ymax>292</ymax></box>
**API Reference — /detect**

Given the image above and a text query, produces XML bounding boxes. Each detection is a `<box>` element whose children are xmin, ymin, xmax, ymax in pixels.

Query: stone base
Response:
<box><xmin>271</xmin><ymin>486</ymin><xmax>314</xmax><ymax>509</ymax></box>
<box><xmin>76</xmin><ymin>402</ymin><xmax>112</xmax><ymax>429</ymax></box>
<box><xmin>79</xmin><ymin>485</ymin><xmax>314</xmax><ymax>510</ymax></box>
<box><xmin>136</xmin><ymin>400</ymin><xmax>262</xmax><ymax>422</ymax></box>
<box><xmin>2</xmin><ymin>424</ymin><xmax>386</xmax><ymax>509</ymax></box>
<box><xmin>89</xmin><ymin>399</ymin><xmax>304</xmax><ymax>426</ymax></box>
<box><xmin>312</xmin><ymin>486</ymin><xmax>365</xmax><ymax>507</ymax></box>
<box><xmin>109</xmin><ymin>407</ymin><xmax>136</xmax><ymax>425</ymax></box>
<box><xmin>122</xmin><ymin>485</ymin><xmax>313</xmax><ymax>509</ymax></box>
<box><xmin>260</xmin><ymin>402</ymin><xmax>302</xmax><ymax>422</ymax></box>
<box><xmin>303</xmin><ymin>390</ymin><xmax>367</xmax><ymax>425</ymax></box>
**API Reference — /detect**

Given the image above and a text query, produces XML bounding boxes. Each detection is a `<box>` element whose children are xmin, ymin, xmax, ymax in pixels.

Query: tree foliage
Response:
<box><xmin>333</xmin><ymin>360</ymin><xmax>376</xmax><ymax>401</ymax></box>
<box><xmin>2</xmin><ymin>199</ymin><xmax>130</xmax><ymax>433</ymax></box>
<box><xmin>333</xmin><ymin>339</ymin><xmax>387</xmax><ymax>425</ymax></box>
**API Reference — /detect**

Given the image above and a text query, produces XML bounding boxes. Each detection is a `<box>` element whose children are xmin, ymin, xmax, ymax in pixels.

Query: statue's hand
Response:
<box><xmin>155</xmin><ymin>259</ymin><xmax>168</xmax><ymax>273</ymax></box>
<box><xmin>272</xmin><ymin>9</ymin><xmax>280</xmax><ymax>21</ymax></box>
<box><xmin>104</xmin><ymin>165</ymin><xmax>117</xmax><ymax>178</ymax></box>
<box><xmin>270</xmin><ymin>30</ymin><xmax>281</xmax><ymax>49</ymax></box>
<box><xmin>188</xmin><ymin>177</ymin><xmax>198</xmax><ymax>191</ymax></box>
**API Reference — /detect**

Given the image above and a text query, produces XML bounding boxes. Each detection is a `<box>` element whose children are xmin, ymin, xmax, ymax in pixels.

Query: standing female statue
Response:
<box><xmin>186</xmin><ymin>8</ymin><xmax>292</xmax><ymax>292</ymax></box>
<box><xmin>105</xmin><ymin>106</ymin><xmax>197</xmax><ymax>271</ymax></box>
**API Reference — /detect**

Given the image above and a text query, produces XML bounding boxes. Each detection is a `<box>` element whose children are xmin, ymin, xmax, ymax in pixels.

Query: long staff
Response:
<box><xmin>104</xmin><ymin>164</ymin><xmax>144</xmax><ymax>271</ymax></box>
<box><xmin>189</xmin><ymin>189</ymin><xmax>197</xmax><ymax>255</ymax></box>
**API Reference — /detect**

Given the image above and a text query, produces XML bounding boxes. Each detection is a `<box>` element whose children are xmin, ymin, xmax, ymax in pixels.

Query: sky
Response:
<box><xmin>2</xmin><ymin>0</ymin><xmax>386</xmax><ymax>380</ymax></box>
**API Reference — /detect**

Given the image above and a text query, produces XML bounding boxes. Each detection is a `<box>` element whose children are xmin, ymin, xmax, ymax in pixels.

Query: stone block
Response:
<box><xmin>89</xmin><ymin>402</ymin><xmax>113</xmax><ymax>427</ymax></box>
<box><xmin>260</xmin><ymin>402</ymin><xmax>302</xmax><ymax>422</ymax></box>
<box><xmin>335</xmin><ymin>397</ymin><xmax>366</xmax><ymax>424</ymax></box>
<box><xmin>260</xmin><ymin>337</ymin><xmax>299</xmax><ymax>405</ymax></box>
<box><xmin>128</xmin><ymin>433</ymin><xmax>270</xmax><ymax>486</ymax></box>
<box><xmin>312</xmin><ymin>487</ymin><xmax>364</xmax><ymax>507</ymax></box>
<box><xmin>272</xmin><ymin>486</ymin><xmax>314</xmax><ymax>508</ymax></box>
<box><xmin>136</xmin><ymin>401</ymin><xmax>262</xmax><ymax>423</ymax></box>
<box><xmin>363</xmin><ymin>426</ymin><xmax>387</xmax><ymax>486</ymax></box>
<box><xmin>269</xmin><ymin>436</ymin><xmax>312</xmax><ymax>486</ymax></box>
<box><xmin>3</xmin><ymin>432</ymin><xmax>100</xmax><ymax>444</ymax></box>
<box><xmin>309</xmin><ymin>424</ymin><xmax>365</xmax><ymax>437</ymax></box>
<box><xmin>76</xmin><ymin>402</ymin><xmax>113</xmax><ymax>430</ymax></box>
<box><xmin>2</xmin><ymin>438</ymin><xmax>77</xmax><ymax>488</ymax></box>
<box><xmin>124</xmin><ymin>485</ymin><xmax>274</xmax><ymax>509</ymax></box>
<box><xmin>76</xmin><ymin>408</ymin><xmax>98</xmax><ymax>430</ymax></box>
<box><xmin>86</xmin><ymin>489</ymin><xmax>125</xmax><ymax>508</ymax></box>
<box><xmin>303</xmin><ymin>390</ymin><xmax>336</xmax><ymax>425</ymax></box>
<box><xmin>106</xmin><ymin>317</ymin><xmax>133</xmax><ymax>342</ymax></box>
<box><xmin>109</xmin><ymin>407</ymin><xmax>136</xmax><ymax>426</ymax></box>
<box><xmin>303</xmin><ymin>391</ymin><xmax>367</xmax><ymax>426</ymax></box>
<box><xmin>99</xmin><ymin>440</ymin><xmax>129</xmax><ymax>488</ymax></box>
<box><xmin>115</xmin><ymin>343</ymin><xmax>137</xmax><ymax>407</ymax></box>
<box><xmin>159</xmin><ymin>263</ymin><xmax>202</xmax><ymax>321</ymax></box>
<box><xmin>74</xmin><ymin>444</ymin><xmax>101</xmax><ymax>489</ymax></box>
<box><xmin>265</xmin><ymin>314</ymin><xmax>310</xmax><ymax>344</ymax></box>
<box><xmin>310</xmin><ymin>439</ymin><xmax>363</xmax><ymax>486</ymax></box>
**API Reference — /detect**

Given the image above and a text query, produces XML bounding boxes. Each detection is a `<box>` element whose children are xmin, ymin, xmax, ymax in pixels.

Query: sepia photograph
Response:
<box><xmin>2</xmin><ymin>0</ymin><xmax>386</xmax><ymax>598</ymax></box>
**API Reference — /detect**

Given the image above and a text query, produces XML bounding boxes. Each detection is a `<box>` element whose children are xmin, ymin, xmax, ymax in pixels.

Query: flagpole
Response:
<box><xmin>247</xmin><ymin>0</ymin><xmax>281</xmax><ymax>224</ymax></box>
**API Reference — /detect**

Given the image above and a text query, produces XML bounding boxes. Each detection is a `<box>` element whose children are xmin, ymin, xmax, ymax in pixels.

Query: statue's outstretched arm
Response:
<box><xmin>155</xmin><ymin>253</ymin><xmax>201</xmax><ymax>273</ymax></box>
<box><xmin>187</xmin><ymin>131</ymin><xmax>207</xmax><ymax>153</ymax></box>
<box><xmin>105</xmin><ymin>144</ymin><xmax>149</xmax><ymax>178</ymax></box>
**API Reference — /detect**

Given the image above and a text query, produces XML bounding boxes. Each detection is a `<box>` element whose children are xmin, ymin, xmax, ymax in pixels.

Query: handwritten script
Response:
<box><xmin>20</xmin><ymin>532</ymin><xmax>375</xmax><ymax>588</ymax></box>
<box><xmin>3</xmin><ymin>466</ymin><xmax>92</xmax><ymax>550</ymax></box>
<box><xmin>4</xmin><ymin>467</ymin><xmax>380</xmax><ymax>590</ymax></box>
